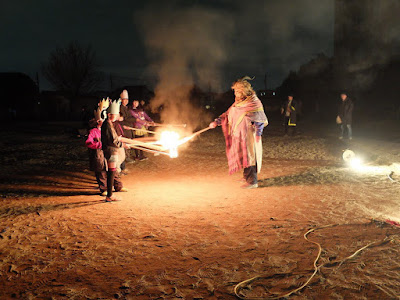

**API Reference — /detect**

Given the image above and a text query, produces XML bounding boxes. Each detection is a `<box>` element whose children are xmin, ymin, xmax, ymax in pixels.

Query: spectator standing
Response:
<box><xmin>281</xmin><ymin>94</ymin><xmax>297</xmax><ymax>136</ymax></box>
<box><xmin>337</xmin><ymin>92</ymin><xmax>354</xmax><ymax>140</ymax></box>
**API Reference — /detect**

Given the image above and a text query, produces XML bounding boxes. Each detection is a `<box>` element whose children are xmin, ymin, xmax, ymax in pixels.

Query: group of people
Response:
<box><xmin>280</xmin><ymin>91</ymin><xmax>354</xmax><ymax>140</ymax></box>
<box><xmin>85</xmin><ymin>90</ymin><xmax>154</xmax><ymax>202</ymax></box>
<box><xmin>119</xmin><ymin>90</ymin><xmax>155</xmax><ymax>162</ymax></box>
<box><xmin>337</xmin><ymin>92</ymin><xmax>354</xmax><ymax>140</ymax></box>
<box><xmin>86</xmin><ymin>78</ymin><xmax>354</xmax><ymax>197</ymax></box>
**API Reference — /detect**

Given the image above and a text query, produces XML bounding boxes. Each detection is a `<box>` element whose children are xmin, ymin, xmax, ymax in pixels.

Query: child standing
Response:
<box><xmin>85</xmin><ymin>99</ymin><xmax>109</xmax><ymax>196</ymax></box>
<box><xmin>101</xmin><ymin>99</ymin><xmax>126</xmax><ymax>201</ymax></box>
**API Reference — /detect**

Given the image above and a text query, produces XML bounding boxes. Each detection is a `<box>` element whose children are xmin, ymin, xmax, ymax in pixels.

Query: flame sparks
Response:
<box><xmin>121</xmin><ymin>127</ymin><xmax>210</xmax><ymax>159</ymax></box>
<box><xmin>159</xmin><ymin>131</ymin><xmax>180</xmax><ymax>158</ymax></box>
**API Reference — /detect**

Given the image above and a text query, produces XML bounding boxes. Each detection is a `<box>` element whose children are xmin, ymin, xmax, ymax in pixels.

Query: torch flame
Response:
<box><xmin>159</xmin><ymin>131</ymin><xmax>180</xmax><ymax>158</ymax></box>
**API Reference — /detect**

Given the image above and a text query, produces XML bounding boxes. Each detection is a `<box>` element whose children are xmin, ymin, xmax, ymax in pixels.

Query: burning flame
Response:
<box><xmin>159</xmin><ymin>131</ymin><xmax>180</xmax><ymax>158</ymax></box>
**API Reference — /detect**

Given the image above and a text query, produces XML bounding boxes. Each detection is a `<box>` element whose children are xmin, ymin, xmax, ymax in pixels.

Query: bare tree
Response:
<box><xmin>41</xmin><ymin>41</ymin><xmax>102</xmax><ymax>97</ymax></box>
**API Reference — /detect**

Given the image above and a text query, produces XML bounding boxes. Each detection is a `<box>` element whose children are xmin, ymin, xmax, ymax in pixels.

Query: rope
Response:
<box><xmin>234</xmin><ymin>224</ymin><xmax>396</xmax><ymax>300</ymax></box>
<box><xmin>388</xmin><ymin>171</ymin><xmax>399</xmax><ymax>183</ymax></box>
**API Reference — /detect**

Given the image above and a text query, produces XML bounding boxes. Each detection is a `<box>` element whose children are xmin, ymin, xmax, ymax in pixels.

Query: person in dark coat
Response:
<box><xmin>281</xmin><ymin>94</ymin><xmax>297</xmax><ymax>136</ymax></box>
<box><xmin>337</xmin><ymin>92</ymin><xmax>354</xmax><ymax>140</ymax></box>
<box><xmin>86</xmin><ymin>99</ymin><xmax>123</xmax><ymax>196</ymax></box>
<box><xmin>118</xmin><ymin>89</ymin><xmax>136</xmax><ymax>165</ymax></box>
<box><xmin>119</xmin><ymin>89</ymin><xmax>136</xmax><ymax>139</ymax></box>
<box><xmin>101</xmin><ymin>99</ymin><xmax>125</xmax><ymax>202</ymax></box>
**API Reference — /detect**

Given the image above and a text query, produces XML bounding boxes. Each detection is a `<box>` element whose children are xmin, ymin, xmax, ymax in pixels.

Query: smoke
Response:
<box><xmin>227</xmin><ymin>0</ymin><xmax>334</xmax><ymax>88</ymax></box>
<box><xmin>135</xmin><ymin>3</ymin><xmax>234</xmax><ymax>130</ymax></box>
<box><xmin>135</xmin><ymin>1</ymin><xmax>335</xmax><ymax>129</ymax></box>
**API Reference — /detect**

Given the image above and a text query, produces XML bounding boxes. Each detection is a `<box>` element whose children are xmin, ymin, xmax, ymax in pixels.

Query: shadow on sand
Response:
<box><xmin>258</xmin><ymin>167</ymin><xmax>349</xmax><ymax>188</ymax></box>
<box><xmin>0</xmin><ymin>200</ymin><xmax>106</xmax><ymax>219</ymax></box>
<box><xmin>0</xmin><ymin>170</ymin><xmax>100</xmax><ymax>198</ymax></box>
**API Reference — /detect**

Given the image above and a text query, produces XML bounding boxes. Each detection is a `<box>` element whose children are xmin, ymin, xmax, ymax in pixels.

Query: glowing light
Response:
<box><xmin>342</xmin><ymin>149</ymin><xmax>399</xmax><ymax>176</ymax></box>
<box><xmin>347</xmin><ymin>156</ymin><xmax>391</xmax><ymax>174</ymax></box>
<box><xmin>343</xmin><ymin>149</ymin><xmax>366</xmax><ymax>172</ymax></box>
<box><xmin>159</xmin><ymin>131</ymin><xmax>180</xmax><ymax>158</ymax></box>
<box><xmin>349</xmin><ymin>157</ymin><xmax>363</xmax><ymax>170</ymax></box>
<box><xmin>343</xmin><ymin>149</ymin><xmax>355</xmax><ymax>162</ymax></box>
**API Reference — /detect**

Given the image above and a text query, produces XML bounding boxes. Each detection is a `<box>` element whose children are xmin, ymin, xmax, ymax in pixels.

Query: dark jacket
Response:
<box><xmin>88</xmin><ymin>149</ymin><xmax>105</xmax><ymax>172</ymax></box>
<box><xmin>119</xmin><ymin>104</ymin><xmax>136</xmax><ymax>139</ymax></box>
<box><xmin>101</xmin><ymin>119</ymin><xmax>123</xmax><ymax>159</ymax></box>
<box><xmin>338</xmin><ymin>98</ymin><xmax>354</xmax><ymax>125</ymax></box>
<box><xmin>282</xmin><ymin>98</ymin><xmax>297</xmax><ymax>125</ymax></box>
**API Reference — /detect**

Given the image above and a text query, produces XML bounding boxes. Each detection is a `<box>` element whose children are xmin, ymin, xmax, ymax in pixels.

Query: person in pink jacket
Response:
<box><xmin>86</xmin><ymin>99</ymin><xmax>123</xmax><ymax>196</ymax></box>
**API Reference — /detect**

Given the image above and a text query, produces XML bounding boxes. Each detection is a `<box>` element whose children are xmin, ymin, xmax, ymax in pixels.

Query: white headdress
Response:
<box><xmin>94</xmin><ymin>97</ymin><xmax>110</xmax><ymax>121</ymax></box>
<box><xmin>108</xmin><ymin>99</ymin><xmax>121</xmax><ymax>115</ymax></box>
<box><xmin>120</xmin><ymin>89</ymin><xmax>129</xmax><ymax>100</ymax></box>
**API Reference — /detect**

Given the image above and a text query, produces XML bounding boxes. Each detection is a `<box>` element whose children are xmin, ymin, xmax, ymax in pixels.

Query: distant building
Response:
<box><xmin>0</xmin><ymin>72</ymin><xmax>39</xmax><ymax>120</ymax></box>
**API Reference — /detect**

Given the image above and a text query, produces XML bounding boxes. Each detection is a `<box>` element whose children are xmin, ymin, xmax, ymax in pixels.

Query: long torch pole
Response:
<box><xmin>153</xmin><ymin>123</ymin><xmax>187</xmax><ymax>128</ymax></box>
<box><xmin>128</xmin><ymin>145</ymin><xmax>171</xmax><ymax>156</ymax></box>
<box><xmin>120</xmin><ymin>136</ymin><xmax>166</xmax><ymax>151</ymax></box>
<box><xmin>123</xmin><ymin>125</ymin><xmax>156</xmax><ymax>135</ymax></box>
<box><xmin>178</xmin><ymin>126</ymin><xmax>212</xmax><ymax>145</ymax></box>
<box><xmin>191</xmin><ymin>126</ymin><xmax>212</xmax><ymax>137</ymax></box>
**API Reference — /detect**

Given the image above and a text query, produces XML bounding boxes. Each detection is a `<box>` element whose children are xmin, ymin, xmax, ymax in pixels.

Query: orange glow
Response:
<box><xmin>159</xmin><ymin>131</ymin><xmax>180</xmax><ymax>158</ymax></box>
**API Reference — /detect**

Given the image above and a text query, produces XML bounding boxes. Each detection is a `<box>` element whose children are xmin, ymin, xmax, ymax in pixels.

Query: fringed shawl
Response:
<box><xmin>221</xmin><ymin>94</ymin><xmax>267</xmax><ymax>174</ymax></box>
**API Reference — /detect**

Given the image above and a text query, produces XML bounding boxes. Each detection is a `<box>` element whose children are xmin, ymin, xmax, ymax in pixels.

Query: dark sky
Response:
<box><xmin>1</xmin><ymin>0</ymin><xmax>334</xmax><ymax>91</ymax></box>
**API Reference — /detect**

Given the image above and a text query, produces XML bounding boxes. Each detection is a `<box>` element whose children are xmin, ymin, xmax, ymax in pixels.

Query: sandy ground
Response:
<box><xmin>1</xmin><ymin>119</ymin><xmax>400</xmax><ymax>299</ymax></box>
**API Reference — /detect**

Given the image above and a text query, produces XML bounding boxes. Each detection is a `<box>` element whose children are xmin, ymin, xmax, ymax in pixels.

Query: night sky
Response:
<box><xmin>1</xmin><ymin>0</ymin><xmax>334</xmax><ymax>91</ymax></box>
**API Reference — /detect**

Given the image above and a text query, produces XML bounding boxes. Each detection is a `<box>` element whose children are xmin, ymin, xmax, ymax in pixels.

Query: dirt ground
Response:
<box><xmin>1</xmin><ymin>119</ymin><xmax>400</xmax><ymax>299</ymax></box>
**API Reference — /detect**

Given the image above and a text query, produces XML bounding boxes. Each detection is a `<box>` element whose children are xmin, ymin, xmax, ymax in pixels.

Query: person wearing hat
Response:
<box><xmin>209</xmin><ymin>77</ymin><xmax>268</xmax><ymax>189</ymax></box>
<box><xmin>101</xmin><ymin>99</ymin><xmax>126</xmax><ymax>202</ymax></box>
<box><xmin>85</xmin><ymin>99</ymin><xmax>109</xmax><ymax>196</ymax></box>
<box><xmin>86</xmin><ymin>98</ymin><xmax>126</xmax><ymax>197</ymax></box>
<box><xmin>280</xmin><ymin>94</ymin><xmax>297</xmax><ymax>136</ymax></box>
<box><xmin>337</xmin><ymin>92</ymin><xmax>354</xmax><ymax>140</ymax></box>
<box><xmin>118</xmin><ymin>90</ymin><xmax>136</xmax><ymax>139</ymax></box>
<box><xmin>118</xmin><ymin>89</ymin><xmax>136</xmax><ymax>164</ymax></box>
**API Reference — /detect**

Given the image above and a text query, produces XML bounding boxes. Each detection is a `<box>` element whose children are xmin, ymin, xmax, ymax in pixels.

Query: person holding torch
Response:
<box><xmin>129</xmin><ymin>99</ymin><xmax>155</xmax><ymax>161</ymax></box>
<box><xmin>101</xmin><ymin>99</ymin><xmax>126</xmax><ymax>201</ymax></box>
<box><xmin>209</xmin><ymin>77</ymin><xmax>268</xmax><ymax>189</ymax></box>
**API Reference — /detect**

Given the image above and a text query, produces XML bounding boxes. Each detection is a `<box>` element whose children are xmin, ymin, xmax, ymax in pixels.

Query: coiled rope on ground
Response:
<box><xmin>234</xmin><ymin>223</ymin><xmax>399</xmax><ymax>300</ymax></box>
